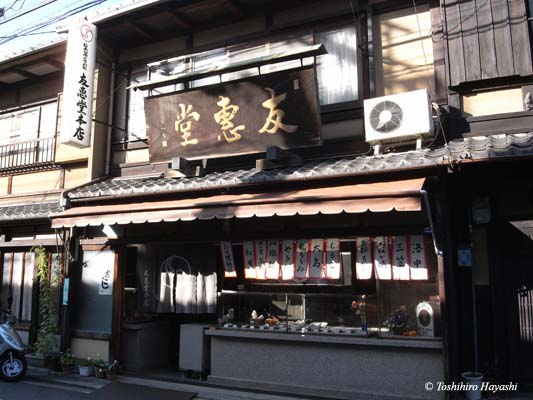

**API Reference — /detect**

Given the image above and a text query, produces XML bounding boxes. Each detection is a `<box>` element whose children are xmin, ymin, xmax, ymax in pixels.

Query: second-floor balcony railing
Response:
<box><xmin>0</xmin><ymin>136</ymin><xmax>56</xmax><ymax>171</ymax></box>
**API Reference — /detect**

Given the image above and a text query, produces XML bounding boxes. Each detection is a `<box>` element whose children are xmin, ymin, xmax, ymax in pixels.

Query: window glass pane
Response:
<box><xmin>39</xmin><ymin>103</ymin><xmax>57</xmax><ymax>139</ymax></box>
<box><xmin>1</xmin><ymin>253</ymin><xmax>12</xmax><ymax>309</ymax></box>
<box><xmin>0</xmin><ymin>115</ymin><xmax>13</xmax><ymax>146</ymax></box>
<box><xmin>15</xmin><ymin>109</ymin><xmax>39</xmax><ymax>142</ymax></box>
<box><xmin>21</xmin><ymin>253</ymin><xmax>34</xmax><ymax>322</ymax></box>
<box><xmin>11</xmin><ymin>253</ymin><xmax>24</xmax><ymax>318</ymax></box>
<box><xmin>191</xmin><ymin>49</ymin><xmax>227</xmax><ymax>88</ymax></box>
<box><xmin>127</xmin><ymin>70</ymin><xmax>149</xmax><ymax>141</ymax></box>
<box><xmin>315</xmin><ymin>25</ymin><xmax>359</xmax><ymax>105</ymax></box>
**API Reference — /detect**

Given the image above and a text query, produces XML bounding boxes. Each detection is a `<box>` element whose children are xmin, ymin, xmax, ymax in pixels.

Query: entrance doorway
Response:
<box><xmin>497</xmin><ymin>221</ymin><xmax>533</xmax><ymax>385</ymax></box>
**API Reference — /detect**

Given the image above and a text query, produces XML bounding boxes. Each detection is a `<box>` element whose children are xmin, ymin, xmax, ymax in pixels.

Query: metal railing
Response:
<box><xmin>0</xmin><ymin>136</ymin><xmax>56</xmax><ymax>170</ymax></box>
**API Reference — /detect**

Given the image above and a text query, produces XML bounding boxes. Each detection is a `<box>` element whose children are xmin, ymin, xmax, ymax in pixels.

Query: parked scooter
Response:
<box><xmin>0</xmin><ymin>308</ymin><xmax>27</xmax><ymax>381</ymax></box>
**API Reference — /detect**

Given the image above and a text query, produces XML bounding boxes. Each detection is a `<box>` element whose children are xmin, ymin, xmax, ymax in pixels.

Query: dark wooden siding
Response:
<box><xmin>443</xmin><ymin>0</ymin><xmax>533</xmax><ymax>87</ymax></box>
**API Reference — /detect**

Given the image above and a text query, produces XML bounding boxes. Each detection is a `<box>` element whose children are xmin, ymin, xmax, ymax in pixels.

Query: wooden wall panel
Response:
<box><xmin>476</xmin><ymin>0</ymin><xmax>498</xmax><ymax>79</ymax></box>
<box><xmin>508</xmin><ymin>0</ymin><xmax>533</xmax><ymax>76</ymax></box>
<box><xmin>459</xmin><ymin>0</ymin><xmax>481</xmax><ymax>82</ymax></box>
<box><xmin>444</xmin><ymin>0</ymin><xmax>533</xmax><ymax>87</ymax></box>
<box><xmin>11</xmin><ymin>170</ymin><xmax>61</xmax><ymax>194</ymax></box>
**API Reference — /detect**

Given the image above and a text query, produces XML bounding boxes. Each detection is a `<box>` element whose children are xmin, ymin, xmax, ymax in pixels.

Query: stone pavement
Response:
<box><xmin>26</xmin><ymin>367</ymin><xmax>311</xmax><ymax>400</ymax></box>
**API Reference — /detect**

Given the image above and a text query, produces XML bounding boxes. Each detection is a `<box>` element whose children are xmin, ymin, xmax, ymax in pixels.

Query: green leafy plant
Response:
<box><xmin>33</xmin><ymin>246</ymin><xmax>58</xmax><ymax>356</ymax></box>
<box><xmin>59</xmin><ymin>349</ymin><xmax>74</xmax><ymax>367</ymax></box>
<box><xmin>78</xmin><ymin>357</ymin><xmax>94</xmax><ymax>367</ymax></box>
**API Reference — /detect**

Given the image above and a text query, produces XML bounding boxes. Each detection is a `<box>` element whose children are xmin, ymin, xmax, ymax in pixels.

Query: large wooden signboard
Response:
<box><xmin>144</xmin><ymin>66</ymin><xmax>321</xmax><ymax>161</ymax></box>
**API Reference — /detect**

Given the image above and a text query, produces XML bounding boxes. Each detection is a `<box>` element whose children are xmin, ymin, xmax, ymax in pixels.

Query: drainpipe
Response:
<box><xmin>420</xmin><ymin>189</ymin><xmax>442</xmax><ymax>257</ymax></box>
<box><xmin>105</xmin><ymin>61</ymin><xmax>116</xmax><ymax>176</ymax></box>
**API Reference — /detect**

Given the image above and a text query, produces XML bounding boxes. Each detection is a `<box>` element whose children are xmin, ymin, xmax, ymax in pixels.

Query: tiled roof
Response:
<box><xmin>0</xmin><ymin>202</ymin><xmax>62</xmax><ymax>222</ymax></box>
<box><xmin>67</xmin><ymin>133</ymin><xmax>533</xmax><ymax>200</ymax></box>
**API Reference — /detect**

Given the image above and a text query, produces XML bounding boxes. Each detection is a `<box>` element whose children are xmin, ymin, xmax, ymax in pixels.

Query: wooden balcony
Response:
<box><xmin>0</xmin><ymin>136</ymin><xmax>56</xmax><ymax>172</ymax></box>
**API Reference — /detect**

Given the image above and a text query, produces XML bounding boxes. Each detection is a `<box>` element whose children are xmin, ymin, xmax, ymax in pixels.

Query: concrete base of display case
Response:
<box><xmin>206</xmin><ymin>329</ymin><xmax>444</xmax><ymax>399</ymax></box>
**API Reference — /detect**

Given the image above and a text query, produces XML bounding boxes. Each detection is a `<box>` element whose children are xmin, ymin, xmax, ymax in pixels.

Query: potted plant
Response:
<box><xmin>78</xmin><ymin>358</ymin><xmax>94</xmax><ymax>377</ymax></box>
<box><xmin>94</xmin><ymin>359</ymin><xmax>107</xmax><ymax>379</ymax></box>
<box><xmin>28</xmin><ymin>247</ymin><xmax>58</xmax><ymax>369</ymax></box>
<box><xmin>59</xmin><ymin>349</ymin><xmax>74</xmax><ymax>374</ymax></box>
<box><xmin>106</xmin><ymin>360</ymin><xmax>119</xmax><ymax>380</ymax></box>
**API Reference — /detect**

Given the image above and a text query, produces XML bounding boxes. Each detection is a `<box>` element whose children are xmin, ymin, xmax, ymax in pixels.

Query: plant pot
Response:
<box><xmin>62</xmin><ymin>365</ymin><xmax>74</xmax><ymax>375</ymax></box>
<box><xmin>78</xmin><ymin>365</ymin><xmax>94</xmax><ymax>377</ymax></box>
<box><xmin>461</xmin><ymin>371</ymin><xmax>484</xmax><ymax>400</ymax></box>
<box><xmin>95</xmin><ymin>367</ymin><xmax>107</xmax><ymax>379</ymax></box>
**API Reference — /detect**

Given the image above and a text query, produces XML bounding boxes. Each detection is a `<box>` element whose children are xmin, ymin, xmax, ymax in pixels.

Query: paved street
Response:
<box><xmin>0</xmin><ymin>371</ymin><xmax>311</xmax><ymax>400</ymax></box>
<box><xmin>0</xmin><ymin>380</ymin><xmax>87</xmax><ymax>400</ymax></box>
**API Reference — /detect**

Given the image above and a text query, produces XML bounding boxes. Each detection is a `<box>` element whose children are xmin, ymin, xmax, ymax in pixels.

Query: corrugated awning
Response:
<box><xmin>51</xmin><ymin>178</ymin><xmax>425</xmax><ymax>228</ymax></box>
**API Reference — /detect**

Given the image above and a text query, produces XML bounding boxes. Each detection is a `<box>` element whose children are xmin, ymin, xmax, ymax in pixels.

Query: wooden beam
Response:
<box><xmin>45</xmin><ymin>56</ymin><xmax>64</xmax><ymax>70</ymax></box>
<box><xmin>123</xmin><ymin>19</ymin><xmax>153</xmax><ymax>40</ymax></box>
<box><xmin>177</xmin><ymin>0</ymin><xmax>224</xmax><ymax>14</ymax></box>
<box><xmin>11</xmin><ymin>67</ymin><xmax>38</xmax><ymax>80</ymax></box>
<box><xmin>164</xmin><ymin>9</ymin><xmax>191</xmax><ymax>30</ymax></box>
<box><xmin>224</xmin><ymin>0</ymin><xmax>244</xmax><ymax>17</ymax></box>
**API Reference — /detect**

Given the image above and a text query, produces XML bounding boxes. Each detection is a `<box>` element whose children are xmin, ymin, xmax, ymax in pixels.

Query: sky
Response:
<box><xmin>0</xmin><ymin>0</ymin><xmax>125</xmax><ymax>59</ymax></box>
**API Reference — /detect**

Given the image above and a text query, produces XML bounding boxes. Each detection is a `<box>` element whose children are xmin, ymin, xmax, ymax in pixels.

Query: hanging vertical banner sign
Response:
<box><xmin>220</xmin><ymin>241</ymin><xmax>237</xmax><ymax>278</ymax></box>
<box><xmin>309</xmin><ymin>239</ymin><xmax>324</xmax><ymax>279</ymax></box>
<box><xmin>410</xmin><ymin>235</ymin><xmax>428</xmax><ymax>280</ymax></box>
<box><xmin>60</xmin><ymin>21</ymin><xmax>97</xmax><ymax>148</ymax></box>
<box><xmin>325</xmin><ymin>238</ymin><xmax>341</xmax><ymax>279</ymax></box>
<box><xmin>281</xmin><ymin>240</ymin><xmax>295</xmax><ymax>280</ymax></box>
<box><xmin>373</xmin><ymin>236</ymin><xmax>392</xmax><ymax>280</ymax></box>
<box><xmin>295</xmin><ymin>239</ymin><xmax>310</xmax><ymax>280</ymax></box>
<box><xmin>99</xmin><ymin>263</ymin><xmax>114</xmax><ymax>295</ymax></box>
<box><xmin>355</xmin><ymin>237</ymin><xmax>373</xmax><ymax>279</ymax></box>
<box><xmin>255</xmin><ymin>240</ymin><xmax>267</xmax><ymax>280</ymax></box>
<box><xmin>243</xmin><ymin>241</ymin><xmax>256</xmax><ymax>279</ymax></box>
<box><xmin>392</xmin><ymin>236</ymin><xmax>410</xmax><ymax>280</ymax></box>
<box><xmin>265</xmin><ymin>240</ymin><xmax>280</xmax><ymax>279</ymax></box>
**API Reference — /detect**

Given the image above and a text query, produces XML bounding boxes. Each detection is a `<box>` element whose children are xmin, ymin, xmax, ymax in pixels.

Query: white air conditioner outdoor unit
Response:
<box><xmin>364</xmin><ymin>89</ymin><xmax>433</xmax><ymax>143</ymax></box>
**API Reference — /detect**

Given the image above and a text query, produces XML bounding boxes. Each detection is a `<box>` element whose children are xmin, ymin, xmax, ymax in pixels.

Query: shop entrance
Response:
<box><xmin>119</xmin><ymin>243</ymin><xmax>218</xmax><ymax>377</ymax></box>
<box><xmin>498</xmin><ymin>221</ymin><xmax>533</xmax><ymax>385</ymax></box>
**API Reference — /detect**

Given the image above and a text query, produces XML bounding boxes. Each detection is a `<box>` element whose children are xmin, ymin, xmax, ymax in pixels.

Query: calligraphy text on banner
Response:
<box><xmin>145</xmin><ymin>66</ymin><xmax>321</xmax><ymax>161</ymax></box>
<box><xmin>60</xmin><ymin>22</ymin><xmax>97</xmax><ymax>148</ymax></box>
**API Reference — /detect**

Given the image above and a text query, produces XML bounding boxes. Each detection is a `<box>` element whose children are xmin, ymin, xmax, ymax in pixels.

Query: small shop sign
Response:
<box><xmin>98</xmin><ymin>265</ymin><xmax>113</xmax><ymax>295</ymax></box>
<box><xmin>144</xmin><ymin>66</ymin><xmax>321</xmax><ymax>161</ymax></box>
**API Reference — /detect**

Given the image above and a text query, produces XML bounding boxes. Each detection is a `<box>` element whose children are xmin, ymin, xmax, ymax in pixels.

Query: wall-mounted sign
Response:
<box><xmin>60</xmin><ymin>21</ymin><xmax>97</xmax><ymax>148</ymax></box>
<box><xmin>99</xmin><ymin>265</ymin><xmax>113</xmax><ymax>295</ymax></box>
<box><xmin>144</xmin><ymin>66</ymin><xmax>321</xmax><ymax>161</ymax></box>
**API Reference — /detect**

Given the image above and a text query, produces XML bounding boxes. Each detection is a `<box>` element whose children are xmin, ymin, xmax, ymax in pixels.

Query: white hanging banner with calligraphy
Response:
<box><xmin>392</xmin><ymin>236</ymin><xmax>410</xmax><ymax>280</ymax></box>
<box><xmin>265</xmin><ymin>240</ymin><xmax>280</xmax><ymax>279</ymax></box>
<box><xmin>373</xmin><ymin>236</ymin><xmax>392</xmax><ymax>280</ymax></box>
<box><xmin>295</xmin><ymin>240</ymin><xmax>310</xmax><ymax>280</ymax></box>
<box><xmin>410</xmin><ymin>235</ymin><xmax>428</xmax><ymax>280</ymax></box>
<box><xmin>61</xmin><ymin>21</ymin><xmax>97</xmax><ymax>148</ymax></box>
<box><xmin>355</xmin><ymin>237</ymin><xmax>373</xmax><ymax>279</ymax></box>
<box><xmin>255</xmin><ymin>240</ymin><xmax>267</xmax><ymax>280</ymax></box>
<box><xmin>220</xmin><ymin>241</ymin><xmax>237</xmax><ymax>278</ymax></box>
<box><xmin>281</xmin><ymin>240</ymin><xmax>295</xmax><ymax>280</ymax></box>
<box><xmin>243</xmin><ymin>241</ymin><xmax>256</xmax><ymax>279</ymax></box>
<box><xmin>325</xmin><ymin>239</ymin><xmax>341</xmax><ymax>279</ymax></box>
<box><xmin>309</xmin><ymin>239</ymin><xmax>325</xmax><ymax>279</ymax></box>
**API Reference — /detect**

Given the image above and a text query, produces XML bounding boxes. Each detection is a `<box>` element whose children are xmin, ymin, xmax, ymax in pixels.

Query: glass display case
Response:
<box><xmin>218</xmin><ymin>291</ymin><xmax>377</xmax><ymax>336</ymax></box>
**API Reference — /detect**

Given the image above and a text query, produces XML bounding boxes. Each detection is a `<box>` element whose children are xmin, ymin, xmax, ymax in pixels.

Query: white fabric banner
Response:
<box><xmin>255</xmin><ymin>240</ymin><xmax>267</xmax><ymax>280</ymax></box>
<box><xmin>220</xmin><ymin>241</ymin><xmax>237</xmax><ymax>278</ymax></box>
<box><xmin>309</xmin><ymin>239</ymin><xmax>324</xmax><ymax>279</ymax></box>
<box><xmin>355</xmin><ymin>237</ymin><xmax>373</xmax><ymax>279</ymax></box>
<box><xmin>265</xmin><ymin>240</ymin><xmax>280</xmax><ymax>279</ymax></box>
<box><xmin>281</xmin><ymin>240</ymin><xmax>295</xmax><ymax>280</ymax></box>
<box><xmin>410</xmin><ymin>235</ymin><xmax>428</xmax><ymax>280</ymax></box>
<box><xmin>60</xmin><ymin>22</ymin><xmax>97</xmax><ymax>147</ymax></box>
<box><xmin>295</xmin><ymin>240</ymin><xmax>309</xmax><ymax>280</ymax></box>
<box><xmin>243</xmin><ymin>241</ymin><xmax>256</xmax><ymax>279</ymax></box>
<box><xmin>373</xmin><ymin>236</ymin><xmax>392</xmax><ymax>280</ymax></box>
<box><xmin>392</xmin><ymin>236</ymin><xmax>410</xmax><ymax>280</ymax></box>
<box><xmin>325</xmin><ymin>239</ymin><xmax>341</xmax><ymax>279</ymax></box>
